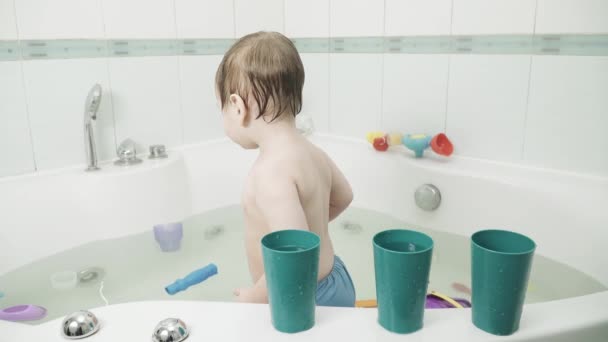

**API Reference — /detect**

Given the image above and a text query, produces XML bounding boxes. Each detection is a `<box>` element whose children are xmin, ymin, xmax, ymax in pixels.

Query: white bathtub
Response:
<box><xmin>0</xmin><ymin>135</ymin><xmax>607</xmax><ymax>341</ymax></box>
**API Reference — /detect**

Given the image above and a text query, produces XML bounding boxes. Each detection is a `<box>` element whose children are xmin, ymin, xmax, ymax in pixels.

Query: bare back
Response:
<box><xmin>242</xmin><ymin>134</ymin><xmax>337</xmax><ymax>283</ymax></box>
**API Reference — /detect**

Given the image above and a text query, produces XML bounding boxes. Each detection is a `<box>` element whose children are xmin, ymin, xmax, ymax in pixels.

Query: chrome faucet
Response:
<box><xmin>84</xmin><ymin>84</ymin><xmax>102</xmax><ymax>171</ymax></box>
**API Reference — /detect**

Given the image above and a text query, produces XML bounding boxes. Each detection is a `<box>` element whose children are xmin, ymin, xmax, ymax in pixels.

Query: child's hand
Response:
<box><xmin>234</xmin><ymin>287</ymin><xmax>253</xmax><ymax>302</ymax></box>
<box><xmin>234</xmin><ymin>287</ymin><xmax>266</xmax><ymax>303</ymax></box>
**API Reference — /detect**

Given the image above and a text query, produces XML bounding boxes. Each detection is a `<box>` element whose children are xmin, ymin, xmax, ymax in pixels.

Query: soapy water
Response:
<box><xmin>274</xmin><ymin>246</ymin><xmax>306</xmax><ymax>252</ymax></box>
<box><xmin>380</xmin><ymin>242</ymin><xmax>423</xmax><ymax>252</ymax></box>
<box><xmin>204</xmin><ymin>225</ymin><xmax>224</xmax><ymax>240</ymax></box>
<box><xmin>0</xmin><ymin>206</ymin><xmax>605</xmax><ymax>324</ymax></box>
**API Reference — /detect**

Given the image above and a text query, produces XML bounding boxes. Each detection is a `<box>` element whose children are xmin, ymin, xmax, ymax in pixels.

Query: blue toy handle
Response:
<box><xmin>165</xmin><ymin>263</ymin><xmax>218</xmax><ymax>295</ymax></box>
<box><xmin>402</xmin><ymin>134</ymin><xmax>432</xmax><ymax>158</ymax></box>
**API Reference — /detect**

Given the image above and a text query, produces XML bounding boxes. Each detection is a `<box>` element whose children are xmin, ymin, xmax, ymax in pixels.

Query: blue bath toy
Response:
<box><xmin>165</xmin><ymin>263</ymin><xmax>218</xmax><ymax>295</ymax></box>
<box><xmin>402</xmin><ymin>134</ymin><xmax>432</xmax><ymax>158</ymax></box>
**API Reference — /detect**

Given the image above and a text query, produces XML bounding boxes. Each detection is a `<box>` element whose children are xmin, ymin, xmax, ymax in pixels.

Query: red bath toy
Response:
<box><xmin>373</xmin><ymin>136</ymin><xmax>389</xmax><ymax>152</ymax></box>
<box><xmin>430</xmin><ymin>133</ymin><xmax>453</xmax><ymax>156</ymax></box>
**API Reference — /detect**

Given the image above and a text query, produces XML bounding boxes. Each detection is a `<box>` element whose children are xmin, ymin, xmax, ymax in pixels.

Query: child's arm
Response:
<box><xmin>328</xmin><ymin>158</ymin><xmax>353</xmax><ymax>221</ymax></box>
<box><xmin>235</xmin><ymin>172</ymin><xmax>309</xmax><ymax>303</ymax></box>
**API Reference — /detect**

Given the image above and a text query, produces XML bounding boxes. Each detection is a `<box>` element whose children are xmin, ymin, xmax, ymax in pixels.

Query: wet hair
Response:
<box><xmin>215</xmin><ymin>31</ymin><xmax>304</xmax><ymax>122</ymax></box>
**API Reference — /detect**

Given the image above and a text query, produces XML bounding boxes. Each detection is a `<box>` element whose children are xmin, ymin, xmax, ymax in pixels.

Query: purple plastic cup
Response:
<box><xmin>153</xmin><ymin>222</ymin><xmax>183</xmax><ymax>252</ymax></box>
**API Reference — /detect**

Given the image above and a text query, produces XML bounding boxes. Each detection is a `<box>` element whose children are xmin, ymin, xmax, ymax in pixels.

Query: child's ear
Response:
<box><xmin>229</xmin><ymin>94</ymin><xmax>249</xmax><ymax>127</ymax></box>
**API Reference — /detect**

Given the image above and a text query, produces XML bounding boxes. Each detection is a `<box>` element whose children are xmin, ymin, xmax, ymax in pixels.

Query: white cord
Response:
<box><xmin>99</xmin><ymin>281</ymin><xmax>109</xmax><ymax>306</ymax></box>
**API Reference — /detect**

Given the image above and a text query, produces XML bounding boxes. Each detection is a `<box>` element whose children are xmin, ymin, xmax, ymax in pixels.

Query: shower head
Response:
<box><xmin>85</xmin><ymin>84</ymin><xmax>102</xmax><ymax>120</ymax></box>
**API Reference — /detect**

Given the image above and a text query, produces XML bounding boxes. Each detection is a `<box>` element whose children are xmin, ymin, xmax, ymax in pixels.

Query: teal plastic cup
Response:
<box><xmin>471</xmin><ymin>229</ymin><xmax>536</xmax><ymax>336</ymax></box>
<box><xmin>373</xmin><ymin>229</ymin><xmax>433</xmax><ymax>334</ymax></box>
<box><xmin>261</xmin><ymin>230</ymin><xmax>320</xmax><ymax>333</ymax></box>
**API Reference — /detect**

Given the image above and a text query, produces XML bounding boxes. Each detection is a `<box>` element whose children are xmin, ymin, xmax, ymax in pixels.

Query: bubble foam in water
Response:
<box><xmin>408</xmin><ymin>243</ymin><xmax>416</xmax><ymax>252</ymax></box>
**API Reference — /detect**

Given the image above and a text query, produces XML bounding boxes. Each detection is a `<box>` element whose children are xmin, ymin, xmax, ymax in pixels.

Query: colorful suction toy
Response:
<box><xmin>402</xmin><ymin>134</ymin><xmax>432</xmax><ymax>158</ymax></box>
<box><xmin>373</xmin><ymin>136</ymin><xmax>389</xmax><ymax>151</ymax></box>
<box><xmin>366</xmin><ymin>131</ymin><xmax>454</xmax><ymax>158</ymax></box>
<box><xmin>430</xmin><ymin>133</ymin><xmax>453</xmax><ymax>156</ymax></box>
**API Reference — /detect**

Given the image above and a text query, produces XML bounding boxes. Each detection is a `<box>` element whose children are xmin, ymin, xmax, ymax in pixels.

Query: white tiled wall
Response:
<box><xmin>0</xmin><ymin>62</ymin><xmax>35</xmax><ymax>176</ymax></box>
<box><xmin>175</xmin><ymin>0</ymin><xmax>235</xmax><ymax>39</ymax></box>
<box><xmin>102</xmin><ymin>0</ymin><xmax>177</xmax><ymax>39</ymax></box>
<box><xmin>234</xmin><ymin>0</ymin><xmax>284</xmax><ymax>37</ymax></box>
<box><xmin>285</xmin><ymin>0</ymin><xmax>329</xmax><ymax>38</ymax></box>
<box><xmin>382</xmin><ymin>54</ymin><xmax>449</xmax><ymax>134</ymax></box>
<box><xmin>0</xmin><ymin>0</ymin><xmax>18</xmax><ymax>40</ymax></box>
<box><xmin>329</xmin><ymin>54</ymin><xmax>383</xmax><ymax>137</ymax></box>
<box><xmin>524</xmin><ymin>56</ymin><xmax>608</xmax><ymax>175</ymax></box>
<box><xmin>21</xmin><ymin>59</ymin><xmax>116</xmax><ymax>170</ymax></box>
<box><xmin>330</xmin><ymin>0</ymin><xmax>384</xmax><ymax>37</ymax></box>
<box><xmin>536</xmin><ymin>0</ymin><xmax>608</xmax><ymax>34</ymax></box>
<box><xmin>178</xmin><ymin>55</ymin><xmax>225</xmax><ymax>144</ymax></box>
<box><xmin>109</xmin><ymin>57</ymin><xmax>182</xmax><ymax>152</ymax></box>
<box><xmin>446</xmin><ymin>55</ymin><xmax>531</xmax><ymax>161</ymax></box>
<box><xmin>15</xmin><ymin>0</ymin><xmax>105</xmax><ymax>39</ymax></box>
<box><xmin>2</xmin><ymin>0</ymin><xmax>608</xmax><ymax>177</ymax></box>
<box><xmin>385</xmin><ymin>0</ymin><xmax>452</xmax><ymax>36</ymax></box>
<box><xmin>451</xmin><ymin>0</ymin><xmax>537</xmax><ymax>35</ymax></box>
<box><xmin>301</xmin><ymin>54</ymin><xmax>330</xmax><ymax>133</ymax></box>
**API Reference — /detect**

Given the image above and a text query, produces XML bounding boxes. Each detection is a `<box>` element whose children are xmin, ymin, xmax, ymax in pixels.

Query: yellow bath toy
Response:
<box><xmin>366</xmin><ymin>131</ymin><xmax>385</xmax><ymax>144</ymax></box>
<box><xmin>388</xmin><ymin>133</ymin><xmax>403</xmax><ymax>146</ymax></box>
<box><xmin>429</xmin><ymin>291</ymin><xmax>464</xmax><ymax>308</ymax></box>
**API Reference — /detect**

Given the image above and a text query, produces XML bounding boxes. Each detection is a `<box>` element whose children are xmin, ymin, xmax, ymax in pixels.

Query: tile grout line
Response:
<box><xmin>443</xmin><ymin>56</ymin><xmax>452</xmax><ymax>134</ymax></box>
<box><xmin>232</xmin><ymin>0</ymin><xmax>237</xmax><ymax>38</ymax></box>
<box><xmin>443</xmin><ymin>0</ymin><xmax>456</xmax><ymax>134</ymax></box>
<box><xmin>99</xmin><ymin>0</ymin><xmax>119</xmax><ymax>158</ymax></box>
<box><xmin>321</xmin><ymin>0</ymin><xmax>330</xmax><ymax>133</ymax></box>
<box><xmin>12</xmin><ymin>0</ymin><xmax>38</xmax><ymax>172</ymax></box>
<box><xmin>325</xmin><ymin>0</ymin><xmax>330</xmax><ymax>132</ymax></box>
<box><xmin>171</xmin><ymin>0</ymin><xmax>186</xmax><ymax>146</ymax></box>
<box><xmin>520</xmin><ymin>56</ymin><xmax>534</xmax><ymax>161</ymax></box>
<box><xmin>378</xmin><ymin>0</ymin><xmax>386</xmax><ymax>130</ymax></box>
<box><xmin>327</xmin><ymin>0</ymin><xmax>332</xmax><ymax>133</ymax></box>
<box><xmin>282</xmin><ymin>0</ymin><xmax>286</xmax><ymax>35</ymax></box>
<box><xmin>520</xmin><ymin>0</ymin><xmax>540</xmax><ymax>160</ymax></box>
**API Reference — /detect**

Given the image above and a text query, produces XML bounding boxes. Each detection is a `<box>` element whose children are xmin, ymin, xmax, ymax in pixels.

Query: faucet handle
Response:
<box><xmin>114</xmin><ymin>139</ymin><xmax>143</xmax><ymax>166</ymax></box>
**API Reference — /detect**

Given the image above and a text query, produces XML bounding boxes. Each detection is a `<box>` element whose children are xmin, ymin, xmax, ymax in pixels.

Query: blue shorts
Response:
<box><xmin>316</xmin><ymin>256</ymin><xmax>356</xmax><ymax>307</ymax></box>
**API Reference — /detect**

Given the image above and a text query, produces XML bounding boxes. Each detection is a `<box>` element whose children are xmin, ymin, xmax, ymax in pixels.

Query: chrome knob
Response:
<box><xmin>114</xmin><ymin>138</ymin><xmax>142</xmax><ymax>166</ymax></box>
<box><xmin>415</xmin><ymin>184</ymin><xmax>441</xmax><ymax>211</ymax></box>
<box><xmin>61</xmin><ymin>310</ymin><xmax>100</xmax><ymax>339</ymax></box>
<box><xmin>152</xmin><ymin>318</ymin><xmax>189</xmax><ymax>342</ymax></box>
<box><xmin>149</xmin><ymin>144</ymin><xmax>168</xmax><ymax>159</ymax></box>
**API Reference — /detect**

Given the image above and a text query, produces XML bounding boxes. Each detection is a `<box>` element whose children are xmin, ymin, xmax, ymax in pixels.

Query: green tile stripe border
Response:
<box><xmin>1</xmin><ymin>35</ymin><xmax>607</xmax><ymax>61</ymax></box>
